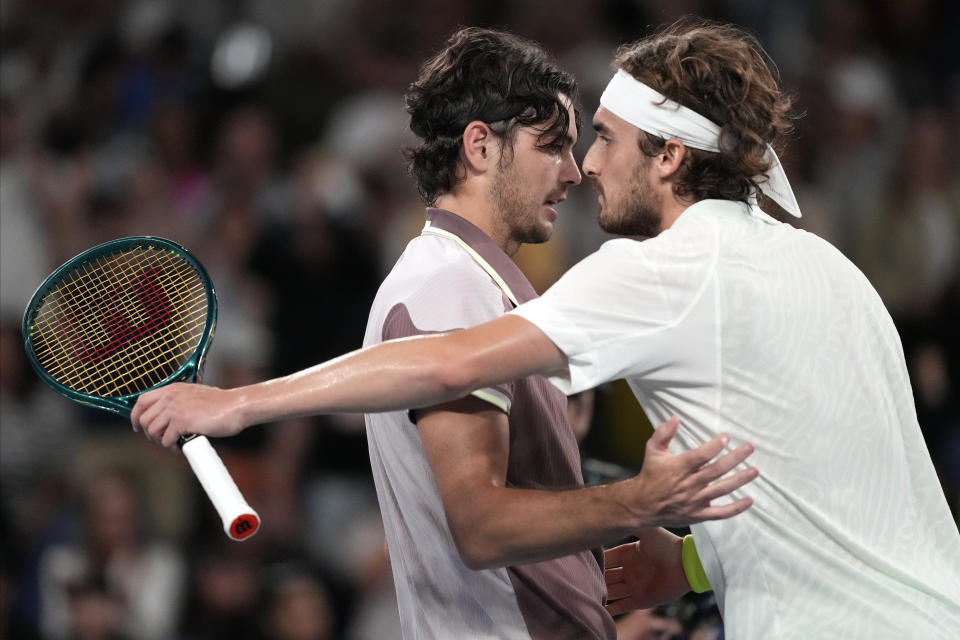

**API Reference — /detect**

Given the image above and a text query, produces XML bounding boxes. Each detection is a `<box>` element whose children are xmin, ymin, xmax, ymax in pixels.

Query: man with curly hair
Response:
<box><xmin>135</xmin><ymin>20</ymin><xmax>960</xmax><ymax>639</ymax></box>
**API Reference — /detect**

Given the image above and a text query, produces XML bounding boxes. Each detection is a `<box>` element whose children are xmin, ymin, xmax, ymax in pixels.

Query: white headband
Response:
<box><xmin>600</xmin><ymin>69</ymin><xmax>801</xmax><ymax>218</ymax></box>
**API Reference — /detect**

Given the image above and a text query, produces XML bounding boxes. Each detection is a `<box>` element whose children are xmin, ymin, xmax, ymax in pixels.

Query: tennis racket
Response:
<box><xmin>22</xmin><ymin>237</ymin><xmax>260</xmax><ymax>541</ymax></box>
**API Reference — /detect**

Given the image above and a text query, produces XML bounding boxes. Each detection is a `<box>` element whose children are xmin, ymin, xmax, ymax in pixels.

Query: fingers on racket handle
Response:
<box><xmin>180</xmin><ymin>435</ymin><xmax>260</xmax><ymax>541</ymax></box>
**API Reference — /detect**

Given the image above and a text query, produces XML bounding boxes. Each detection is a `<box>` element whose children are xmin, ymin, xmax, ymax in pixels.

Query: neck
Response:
<box><xmin>434</xmin><ymin>192</ymin><xmax>518</xmax><ymax>256</ymax></box>
<box><xmin>658</xmin><ymin>189</ymin><xmax>697</xmax><ymax>232</ymax></box>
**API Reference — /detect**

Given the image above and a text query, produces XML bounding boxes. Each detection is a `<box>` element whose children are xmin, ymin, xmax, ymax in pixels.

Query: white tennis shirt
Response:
<box><xmin>512</xmin><ymin>199</ymin><xmax>960</xmax><ymax>639</ymax></box>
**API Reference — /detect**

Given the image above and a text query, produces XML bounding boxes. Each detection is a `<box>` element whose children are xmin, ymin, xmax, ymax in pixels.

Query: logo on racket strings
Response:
<box><xmin>57</xmin><ymin>267</ymin><xmax>175</xmax><ymax>363</ymax></box>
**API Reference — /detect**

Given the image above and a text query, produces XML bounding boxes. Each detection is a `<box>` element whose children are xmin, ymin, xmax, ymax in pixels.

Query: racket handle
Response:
<box><xmin>180</xmin><ymin>435</ymin><xmax>260</xmax><ymax>541</ymax></box>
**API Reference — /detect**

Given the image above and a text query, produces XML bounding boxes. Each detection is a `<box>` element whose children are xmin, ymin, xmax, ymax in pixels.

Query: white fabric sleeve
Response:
<box><xmin>511</xmin><ymin>236</ymin><xmax>717</xmax><ymax>394</ymax></box>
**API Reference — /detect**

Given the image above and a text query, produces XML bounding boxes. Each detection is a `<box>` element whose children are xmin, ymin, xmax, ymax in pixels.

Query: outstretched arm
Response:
<box><xmin>132</xmin><ymin>315</ymin><xmax>560</xmax><ymax>447</ymax></box>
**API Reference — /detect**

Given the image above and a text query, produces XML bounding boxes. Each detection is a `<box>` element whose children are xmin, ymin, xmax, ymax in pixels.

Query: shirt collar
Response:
<box><xmin>422</xmin><ymin>208</ymin><xmax>539</xmax><ymax>306</ymax></box>
<box><xmin>674</xmin><ymin>199</ymin><xmax>780</xmax><ymax>227</ymax></box>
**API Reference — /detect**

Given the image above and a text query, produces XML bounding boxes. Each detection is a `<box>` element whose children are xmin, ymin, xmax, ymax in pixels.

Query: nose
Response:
<box><xmin>563</xmin><ymin>150</ymin><xmax>582</xmax><ymax>185</ymax></box>
<box><xmin>582</xmin><ymin>140</ymin><xmax>599</xmax><ymax>177</ymax></box>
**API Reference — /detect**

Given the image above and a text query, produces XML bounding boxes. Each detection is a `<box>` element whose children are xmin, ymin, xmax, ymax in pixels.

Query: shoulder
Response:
<box><xmin>526</xmin><ymin>216</ymin><xmax>719</xmax><ymax>332</ymax></box>
<box><xmin>373</xmin><ymin>235</ymin><xmax>510</xmax><ymax>338</ymax></box>
<box><xmin>583</xmin><ymin>225</ymin><xmax>716</xmax><ymax>302</ymax></box>
<box><xmin>388</xmin><ymin>235</ymin><xmax>504</xmax><ymax>295</ymax></box>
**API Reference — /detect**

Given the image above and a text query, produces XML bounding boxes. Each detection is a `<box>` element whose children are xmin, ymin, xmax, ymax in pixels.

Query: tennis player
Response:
<box><xmin>134</xmin><ymin>20</ymin><xmax>960</xmax><ymax>639</ymax></box>
<box><xmin>361</xmin><ymin>28</ymin><xmax>619</xmax><ymax>639</ymax></box>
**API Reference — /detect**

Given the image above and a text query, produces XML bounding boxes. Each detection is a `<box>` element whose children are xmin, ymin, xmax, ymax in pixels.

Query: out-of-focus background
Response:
<box><xmin>1</xmin><ymin>1</ymin><xmax>957</xmax><ymax>638</ymax></box>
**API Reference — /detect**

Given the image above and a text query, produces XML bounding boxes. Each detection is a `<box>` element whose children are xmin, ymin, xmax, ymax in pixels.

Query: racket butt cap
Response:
<box><xmin>227</xmin><ymin>513</ymin><xmax>260</xmax><ymax>541</ymax></box>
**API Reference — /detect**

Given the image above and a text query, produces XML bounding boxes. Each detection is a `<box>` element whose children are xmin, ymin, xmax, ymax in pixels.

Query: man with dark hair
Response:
<box><xmin>133</xmin><ymin>20</ymin><xmax>960</xmax><ymax>638</ymax></box>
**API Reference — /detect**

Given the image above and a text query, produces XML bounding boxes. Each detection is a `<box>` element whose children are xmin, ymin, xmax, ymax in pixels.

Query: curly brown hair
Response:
<box><xmin>613</xmin><ymin>19</ymin><xmax>795</xmax><ymax>205</ymax></box>
<box><xmin>404</xmin><ymin>27</ymin><xmax>580</xmax><ymax>206</ymax></box>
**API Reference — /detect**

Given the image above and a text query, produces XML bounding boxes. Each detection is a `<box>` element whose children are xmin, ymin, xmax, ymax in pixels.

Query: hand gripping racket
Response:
<box><xmin>22</xmin><ymin>237</ymin><xmax>260</xmax><ymax>541</ymax></box>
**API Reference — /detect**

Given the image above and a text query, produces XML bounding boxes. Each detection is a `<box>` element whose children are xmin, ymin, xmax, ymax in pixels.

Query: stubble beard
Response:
<box><xmin>490</xmin><ymin>160</ymin><xmax>552</xmax><ymax>247</ymax></box>
<box><xmin>596</xmin><ymin>161</ymin><xmax>663</xmax><ymax>237</ymax></box>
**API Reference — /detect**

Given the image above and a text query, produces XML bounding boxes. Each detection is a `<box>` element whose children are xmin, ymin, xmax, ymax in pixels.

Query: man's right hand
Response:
<box><xmin>630</xmin><ymin>416</ymin><xmax>758</xmax><ymax>527</ymax></box>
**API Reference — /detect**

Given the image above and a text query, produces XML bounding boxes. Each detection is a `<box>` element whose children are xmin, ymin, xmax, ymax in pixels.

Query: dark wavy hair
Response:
<box><xmin>404</xmin><ymin>27</ymin><xmax>580</xmax><ymax>205</ymax></box>
<box><xmin>614</xmin><ymin>19</ymin><xmax>795</xmax><ymax>205</ymax></box>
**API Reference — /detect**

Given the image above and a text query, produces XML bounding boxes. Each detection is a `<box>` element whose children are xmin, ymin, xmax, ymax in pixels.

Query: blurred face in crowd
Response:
<box><xmin>266</xmin><ymin>575</ymin><xmax>334</xmax><ymax>640</ymax></box>
<box><xmin>85</xmin><ymin>472</ymin><xmax>139</xmax><ymax>554</ymax></box>
<box><xmin>197</xmin><ymin>553</ymin><xmax>259</xmax><ymax>615</ymax></box>
<box><xmin>489</xmin><ymin>96</ymin><xmax>581</xmax><ymax>252</ymax></box>
<box><xmin>582</xmin><ymin>106</ymin><xmax>664</xmax><ymax>237</ymax></box>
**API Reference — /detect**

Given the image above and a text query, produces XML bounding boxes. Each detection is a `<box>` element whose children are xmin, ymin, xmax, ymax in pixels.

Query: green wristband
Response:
<box><xmin>682</xmin><ymin>534</ymin><xmax>712</xmax><ymax>593</ymax></box>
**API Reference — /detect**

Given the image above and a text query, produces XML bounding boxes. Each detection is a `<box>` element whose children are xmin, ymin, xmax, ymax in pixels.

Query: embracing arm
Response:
<box><xmin>417</xmin><ymin>397</ymin><xmax>756</xmax><ymax>569</ymax></box>
<box><xmin>418</xmin><ymin>395</ymin><xmax>635</xmax><ymax>569</ymax></box>
<box><xmin>133</xmin><ymin>313</ymin><xmax>758</xmax><ymax>546</ymax></box>
<box><xmin>132</xmin><ymin>315</ymin><xmax>560</xmax><ymax>446</ymax></box>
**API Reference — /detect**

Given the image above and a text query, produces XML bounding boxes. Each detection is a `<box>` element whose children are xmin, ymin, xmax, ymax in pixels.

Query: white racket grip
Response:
<box><xmin>181</xmin><ymin>435</ymin><xmax>260</xmax><ymax>541</ymax></box>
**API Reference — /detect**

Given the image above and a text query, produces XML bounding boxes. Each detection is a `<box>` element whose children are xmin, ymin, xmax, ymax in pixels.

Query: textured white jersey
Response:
<box><xmin>513</xmin><ymin>199</ymin><xmax>960</xmax><ymax>639</ymax></box>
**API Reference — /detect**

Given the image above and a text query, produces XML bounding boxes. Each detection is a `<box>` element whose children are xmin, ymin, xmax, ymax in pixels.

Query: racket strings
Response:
<box><xmin>43</xmin><ymin>254</ymin><xmax>186</xmax><ymax>364</ymax></box>
<box><xmin>79</xmin><ymin>250</ymin><xmax>205</xmax><ymax>395</ymax></box>
<box><xmin>35</xmin><ymin>252</ymin><xmax>204</xmax><ymax>396</ymax></box>
<box><xmin>99</xmin><ymin>253</ymin><xmax>207</xmax><ymax>395</ymax></box>
<box><xmin>29</xmin><ymin>246</ymin><xmax>209</xmax><ymax>397</ymax></box>
<box><xmin>38</xmin><ymin>253</ymin><xmax>181</xmax><ymax>368</ymax></box>
<box><xmin>34</xmin><ymin>257</ymin><xmax>179</xmax><ymax>394</ymax></box>
<box><xmin>50</xmin><ymin>249</ymin><xmax>206</xmax><ymax>394</ymax></box>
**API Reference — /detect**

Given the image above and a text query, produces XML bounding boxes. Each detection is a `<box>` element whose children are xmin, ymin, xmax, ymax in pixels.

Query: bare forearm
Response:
<box><xmin>234</xmin><ymin>338</ymin><xmax>459</xmax><ymax>424</ymax></box>
<box><xmin>450</xmin><ymin>480</ymin><xmax>649</xmax><ymax>569</ymax></box>
<box><xmin>231</xmin><ymin>316</ymin><xmax>565</xmax><ymax>428</ymax></box>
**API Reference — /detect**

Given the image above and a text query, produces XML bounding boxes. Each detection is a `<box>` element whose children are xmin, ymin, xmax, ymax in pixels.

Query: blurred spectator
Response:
<box><xmin>0</xmin><ymin>321</ymin><xmax>77</xmax><ymax>544</ymax></box>
<box><xmin>857</xmin><ymin>107</ymin><xmax>959</xmax><ymax>320</ymax></box>
<box><xmin>180</xmin><ymin>543</ymin><xmax>260</xmax><ymax>640</ymax></box>
<box><xmin>63</xmin><ymin>578</ymin><xmax>127</xmax><ymax>640</ymax></box>
<box><xmin>815</xmin><ymin>55</ymin><xmax>902</xmax><ymax>255</ymax></box>
<box><xmin>37</xmin><ymin>469</ymin><xmax>185</xmax><ymax>640</ymax></box>
<box><xmin>0</xmin><ymin>101</ymin><xmax>61</xmax><ymax>315</ymax></box>
<box><xmin>259</xmin><ymin>562</ymin><xmax>336</xmax><ymax>640</ymax></box>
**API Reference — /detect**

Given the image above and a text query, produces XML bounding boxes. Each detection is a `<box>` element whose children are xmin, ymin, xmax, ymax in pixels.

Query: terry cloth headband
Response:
<box><xmin>600</xmin><ymin>69</ymin><xmax>801</xmax><ymax>218</ymax></box>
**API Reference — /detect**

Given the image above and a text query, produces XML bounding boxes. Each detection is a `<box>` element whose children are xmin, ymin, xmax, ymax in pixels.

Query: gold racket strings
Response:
<box><xmin>33</xmin><ymin>248</ymin><xmax>206</xmax><ymax>396</ymax></box>
<box><xmin>45</xmin><ymin>250</ymin><xmax>205</xmax><ymax>396</ymax></box>
<box><xmin>29</xmin><ymin>246</ymin><xmax>209</xmax><ymax>397</ymax></box>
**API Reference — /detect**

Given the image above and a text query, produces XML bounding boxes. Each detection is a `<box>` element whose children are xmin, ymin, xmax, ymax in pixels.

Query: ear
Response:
<box><xmin>657</xmin><ymin>139</ymin><xmax>687</xmax><ymax>179</ymax></box>
<box><xmin>461</xmin><ymin>121</ymin><xmax>497</xmax><ymax>174</ymax></box>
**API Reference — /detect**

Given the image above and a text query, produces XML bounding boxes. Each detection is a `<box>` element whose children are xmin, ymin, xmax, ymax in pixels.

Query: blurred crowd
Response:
<box><xmin>1</xmin><ymin>1</ymin><xmax>957</xmax><ymax>638</ymax></box>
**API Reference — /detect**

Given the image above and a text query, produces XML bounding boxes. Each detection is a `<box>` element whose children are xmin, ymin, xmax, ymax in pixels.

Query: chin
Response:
<box><xmin>597</xmin><ymin>210</ymin><xmax>618</xmax><ymax>234</ymax></box>
<box><xmin>534</xmin><ymin>225</ymin><xmax>554</xmax><ymax>244</ymax></box>
<box><xmin>523</xmin><ymin>222</ymin><xmax>554</xmax><ymax>246</ymax></box>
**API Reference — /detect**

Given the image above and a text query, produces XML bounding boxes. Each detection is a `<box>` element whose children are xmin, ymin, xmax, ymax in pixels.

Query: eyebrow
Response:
<box><xmin>592</xmin><ymin>122</ymin><xmax>611</xmax><ymax>135</ymax></box>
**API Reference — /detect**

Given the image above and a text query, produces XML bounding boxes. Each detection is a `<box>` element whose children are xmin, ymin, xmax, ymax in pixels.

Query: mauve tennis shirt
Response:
<box><xmin>363</xmin><ymin>208</ymin><xmax>614</xmax><ymax>640</ymax></box>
